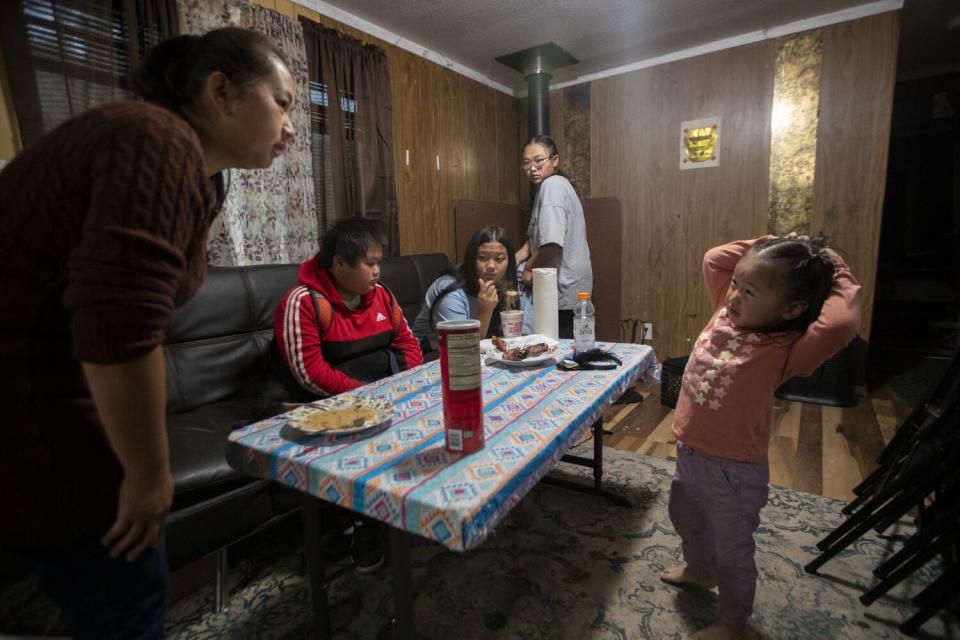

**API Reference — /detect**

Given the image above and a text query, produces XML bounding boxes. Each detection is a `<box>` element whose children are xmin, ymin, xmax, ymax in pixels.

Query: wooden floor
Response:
<box><xmin>601</xmin><ymin>379</ymin><xmax>916</xmax><ymax>501</ymax></box>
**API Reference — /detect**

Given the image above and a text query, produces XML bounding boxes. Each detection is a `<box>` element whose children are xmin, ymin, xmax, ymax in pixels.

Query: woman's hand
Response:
<box><xmin>521</xmin><ymin>269</ymin><xmax>533</xmax><ymax>288</ymax></box>
<box><xmin>477</xmin><ymin>278</ymin><xmax>499</xmax><ymax>313</ymax></box>
<box><xmin>102</xmin><ymin>467</ymin><xmax>173</xmax><ymax>561</ymax></box>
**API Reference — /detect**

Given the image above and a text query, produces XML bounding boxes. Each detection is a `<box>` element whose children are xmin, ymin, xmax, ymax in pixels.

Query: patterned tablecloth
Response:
<box><xmin>227</xmin><ymin>342</ymin><xmax>655</xmax><ymax>552</ymax></box>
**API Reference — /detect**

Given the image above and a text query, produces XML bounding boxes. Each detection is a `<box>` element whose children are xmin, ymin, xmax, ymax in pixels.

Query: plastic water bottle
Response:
<box><xmin>573</xmin><ymin>291</ymin><xmax>595</xmax><ymax>355</ymax></box>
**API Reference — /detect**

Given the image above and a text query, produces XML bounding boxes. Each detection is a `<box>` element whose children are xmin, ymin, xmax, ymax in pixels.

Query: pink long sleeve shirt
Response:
<box><xmin>671</xmin><ymin>237</ymin><xmax>862</xmax><ymax>463</ymax></box>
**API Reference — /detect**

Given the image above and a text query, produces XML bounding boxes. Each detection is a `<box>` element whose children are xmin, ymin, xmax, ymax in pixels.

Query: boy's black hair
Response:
<box><xmin>750</xmin><ymin>232</ymin><xmax>836</xmax><ymax>332</ymax></box>
<box><xmin>316</xmin><ymin>217</ymin><xmax>386</xmax><ymax>267</ymax></box>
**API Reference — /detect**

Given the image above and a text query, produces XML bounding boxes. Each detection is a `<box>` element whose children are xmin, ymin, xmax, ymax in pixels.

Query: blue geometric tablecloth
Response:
<box><xmin>227</xmin><ymin>342</ymin><xmax>655</xmax><ymax>551</ymax></box>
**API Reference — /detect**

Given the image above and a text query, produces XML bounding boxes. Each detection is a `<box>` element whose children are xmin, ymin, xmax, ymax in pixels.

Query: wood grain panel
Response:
<box><xmin>592</xmin><ymin>42</ymin><xmax>775</xmax><ymax>360</ymax></box>
<box><xmin>494</xmin><ymin>90</ymin><xmax>522</xmax><ymax>205</ymax></box>
<box><xmin>811</xmin><ymin>12</ymin><xmax>899</xmax><ymax>342</ymax></box>
<box><xmin>389</xmin><ymin>51</ymin><xmax>423</xmax><ymax>256</ymax></box>
<box><xmin>416</xmin><ymin>56</ymin><xmax>446</xmax><ymax>256</ymax></box>
<box><xmin>583</xmin><ymin>197</ymin><xmax>623</xmax><ymax>342</ymax></box>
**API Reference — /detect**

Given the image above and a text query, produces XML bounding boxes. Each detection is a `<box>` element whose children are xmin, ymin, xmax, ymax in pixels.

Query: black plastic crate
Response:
<box><xmin>660</xmin><ymin>356</ymin><xmax>689</xmax><ymax>408</ymax></box>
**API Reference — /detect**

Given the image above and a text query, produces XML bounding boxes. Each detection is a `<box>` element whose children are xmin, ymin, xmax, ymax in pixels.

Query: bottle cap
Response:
<box><xmin>577</xmin><ymin>291</ymin><xmax>591</xmax><ymax>300</ymax></box>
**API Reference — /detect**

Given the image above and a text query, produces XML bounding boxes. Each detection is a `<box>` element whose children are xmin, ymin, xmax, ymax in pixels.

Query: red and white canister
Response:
<box><xmin>436</xmin><ymin>319</ymin><xmax>484</xmax><ymax>454</ymax></box>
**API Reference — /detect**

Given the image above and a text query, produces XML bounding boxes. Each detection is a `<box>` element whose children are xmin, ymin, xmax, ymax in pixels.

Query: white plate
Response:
<box><xmin>480</xmin><ymin>334</ymin><xmax>562</xmax><ymax>367</ymax></box>
<box><xmin>286</xmin><ymin>395</ymin><xmax>393</xmax><ymax>436</ymax></box>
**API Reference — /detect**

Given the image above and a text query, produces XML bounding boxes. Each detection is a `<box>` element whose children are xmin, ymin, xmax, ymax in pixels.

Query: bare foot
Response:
<box><xmin>689</xmin><ymin>621</ymin><xmax>743</xmax><ymax>639</ymax></box>
<box><xmin>659</xmin><ymin>565</ymin><xmax>717</xmax><ymax>589</ymax></box>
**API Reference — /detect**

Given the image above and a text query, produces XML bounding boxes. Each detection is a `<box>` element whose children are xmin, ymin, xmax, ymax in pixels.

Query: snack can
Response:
<box><xmin>437</xmin><ymin>319</ymin><xmax>484</xmax><ymax>454</ymax></box>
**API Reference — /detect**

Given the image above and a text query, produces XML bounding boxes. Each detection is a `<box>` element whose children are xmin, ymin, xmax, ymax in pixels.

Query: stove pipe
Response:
<box><xmin>495</xmin><ymin>43</ymin><xmax>578</xmax><ymax>140</ymax></box>
<box><xmin>525</xmin><ymin>54</ymin><xmax>552</xmax><ymax>138</ymax></box>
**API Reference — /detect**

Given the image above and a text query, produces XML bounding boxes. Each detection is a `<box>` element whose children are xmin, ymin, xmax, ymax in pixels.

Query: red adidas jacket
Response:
<box><xmin>274</xmin><ymin>259</ymin><xmax>422</xmax><ymax>396</ymax></box>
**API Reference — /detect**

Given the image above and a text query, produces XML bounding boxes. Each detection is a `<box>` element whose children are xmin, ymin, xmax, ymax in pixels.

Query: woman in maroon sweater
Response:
<box><xmin>0</xmin><ymin>28</ymin><xmax>294</xmax><ymax>638</ymax></box>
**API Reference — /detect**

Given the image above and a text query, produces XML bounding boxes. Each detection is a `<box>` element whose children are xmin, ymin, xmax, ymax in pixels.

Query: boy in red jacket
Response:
<box><xmin>273</xmin><ymin>217</ymin><xmax>422</xmax><ymax>572</ymax></box>
<box><xmin>275</xmin><ymin>217</ymin><xmax>422</xmax><ymax>398</ymax></box>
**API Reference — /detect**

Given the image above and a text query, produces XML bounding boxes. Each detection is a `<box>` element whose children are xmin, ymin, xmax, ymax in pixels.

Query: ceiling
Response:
<box><xmin>304</xmin><ymin>0</ymin><xmax>960</xmax><ymax>93</ymax></box>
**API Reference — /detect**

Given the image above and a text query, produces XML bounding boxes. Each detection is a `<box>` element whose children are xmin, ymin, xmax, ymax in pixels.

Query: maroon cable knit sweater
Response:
<box><xmin>0</xmin><ymin>101</ymin><xmax>218</xmax><ymax>547</ymax></box>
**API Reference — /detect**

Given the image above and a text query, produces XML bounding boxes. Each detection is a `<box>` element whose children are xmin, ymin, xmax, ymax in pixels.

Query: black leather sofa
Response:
<box><xmin>162</xmin><ymin>253</ymin><xmax>451</xmax><ymax>601</ymax></box>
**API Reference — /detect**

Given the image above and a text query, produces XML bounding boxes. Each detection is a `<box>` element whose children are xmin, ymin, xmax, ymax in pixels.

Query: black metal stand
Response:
<box><xmin>388</xmin><ymin>527</ymin><xmax>416</xmax><ymax>639</ymax></box>
<box><xmin>301</xmin><ymin>495</ymin><xmax>332</xmax><ymax>640</ymax></box>
<box><xmin>802</xmin><ymin>347</ymin><xmax>960</xmax><ymax>636</ymax></box>
<box><xmin>301</xmin><ymin>495</ymin><xmax>419</xmax><ymax>640</ymax></box>
<box><xmin>541</xmin><ymin>418</ymin><xmax>631</xmax><ymax>507</ymax></box>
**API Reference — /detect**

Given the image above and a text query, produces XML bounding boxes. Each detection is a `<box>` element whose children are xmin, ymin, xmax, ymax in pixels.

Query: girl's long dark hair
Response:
<box><xmin>430</xmin><ymin>226</ymin><xmax>517</xmax><ymax>337</ymax></box>
<box><xmin>751</xmin><ymin>232</ymin><xmax>837</xmax><ymax>333</ymax></box>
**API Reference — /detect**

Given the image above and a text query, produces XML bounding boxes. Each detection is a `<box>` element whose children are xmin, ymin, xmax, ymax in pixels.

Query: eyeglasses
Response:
<box><xmin>521</xmin><ymin>154</ymin><xmax>555</xmax><ymax>171</ymax></box>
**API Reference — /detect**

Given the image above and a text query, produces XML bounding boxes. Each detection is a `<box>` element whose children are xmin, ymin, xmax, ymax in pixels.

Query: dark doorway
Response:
<box><xmin>870</xmin><ymin>72</ymin><xmax>959</xmax><ymax>404</ymax></box>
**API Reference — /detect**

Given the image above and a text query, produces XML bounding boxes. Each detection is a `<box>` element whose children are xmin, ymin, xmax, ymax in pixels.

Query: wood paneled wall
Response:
<box><xmin>591</xmin><ymin>13</ymin><xmax>897</xmax><ymax>358</ymax></box>
<box><xmin>810</xmin><ymin>13</ymin><xmax>898</xmax><ymax>347</ymax></box>
<box><xmin>257</xmin><ymin>0</ymin><xmax>524</xmax><ymax>260</ymax></box>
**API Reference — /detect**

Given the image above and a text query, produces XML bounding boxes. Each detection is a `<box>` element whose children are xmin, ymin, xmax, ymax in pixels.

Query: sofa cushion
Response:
<box><xmin>165</xmin><ymin>479</ymin><xmax>275</xmax><ymax>570</ymax></box>
<box><xmin>165</xmin><ymin>265</ymin><xmax>299</xmax><ymax>413</ymax></box>
<box><xmin>168</xmin><ymin>396</ymin><xmax>272</xmax><ymax>506</ymax></box>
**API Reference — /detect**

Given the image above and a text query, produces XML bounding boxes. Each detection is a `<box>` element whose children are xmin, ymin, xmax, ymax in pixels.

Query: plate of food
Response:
<box><xmin>480</xmin><ymin>334</ymin><xmax>561</xmax><ymax>367</ymax></box>
<box><xmin>286</xmin><ymin>395</ymin><xmax>393</xmax><ymax>436</ymax></box>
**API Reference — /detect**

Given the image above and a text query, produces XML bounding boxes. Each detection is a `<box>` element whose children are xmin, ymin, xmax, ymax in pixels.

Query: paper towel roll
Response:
<box><xmin>532</xmin><ymin>267</ymin><xmax>559</xmax><ymax>340</ymax></box>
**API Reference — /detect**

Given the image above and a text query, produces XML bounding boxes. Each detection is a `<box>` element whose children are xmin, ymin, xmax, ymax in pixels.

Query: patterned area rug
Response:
<box><xmin>165</xmin><ymin>447</ymin><xmax>957</xmax><ymax>639</ymax></box>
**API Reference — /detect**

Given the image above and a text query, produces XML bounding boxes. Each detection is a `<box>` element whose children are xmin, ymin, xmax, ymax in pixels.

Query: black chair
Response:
<box><xmin>775</xmin><ymin>341</ymin><xmax>859</xmax><ymax>407</ymax></box>
<box><xmin>803</xmin><ymin>347</ymin><xmax>960</xmax><ymax>636</ymax></box>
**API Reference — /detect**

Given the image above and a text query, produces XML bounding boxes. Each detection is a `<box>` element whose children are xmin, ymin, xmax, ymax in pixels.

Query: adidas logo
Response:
<box><xmin>376</xmin><ymin>312</ymin><xmax>387</xmax><ymax>322</ymax></box>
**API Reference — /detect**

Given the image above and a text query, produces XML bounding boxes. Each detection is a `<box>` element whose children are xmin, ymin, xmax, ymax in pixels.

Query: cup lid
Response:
<box><xmin>436</xmin><ymin>319</ymin><xmax>481</xmax><ymax>330</ymax></box>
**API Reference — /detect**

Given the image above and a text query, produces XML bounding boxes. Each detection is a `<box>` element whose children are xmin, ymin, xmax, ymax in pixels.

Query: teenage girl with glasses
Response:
<box><xmin>515</xmin><ymin>135</ymin><xmax>592</xmax><ymax>339</ymax></box>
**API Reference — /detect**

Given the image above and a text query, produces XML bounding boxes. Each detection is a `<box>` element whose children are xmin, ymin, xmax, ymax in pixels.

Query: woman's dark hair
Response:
<box><xmin>131</xmin><ymin>28</ymin><xmax>289</xmax><ymax>205</ymax></box>
<box><xmin>750</xmin><ymin>232</ymin><xmax>837</xmax><ymax>332</ymax></box>
<box><xmin>430</xmin><ymin>226</ymin><xmax>517</xmax><ymax>336</ymax></box>
<box><xmin>131</xmin><ymin>27</ymin><xmax>287</xmax><ymax>115</ymax></box>
<box><xmin>316</xmin><ymin>217</ymin><xmax>386</xmax><ymax>268</ymax></box>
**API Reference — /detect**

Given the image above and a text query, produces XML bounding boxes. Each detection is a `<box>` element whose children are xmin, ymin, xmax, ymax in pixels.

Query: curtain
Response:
<box><xmin>0</xmin><ymin>0</ymin><xmax>178</xmax><ymax>149</ymax></box>
<box><xmin>178</xmin><ymin>0</ymin><xmax>317</xmax><ymax>266</ymax></box>
<box><xmin>300</xmin><ymin>19</ymin><xmax>399</xmax><ymax>255</ymax></box>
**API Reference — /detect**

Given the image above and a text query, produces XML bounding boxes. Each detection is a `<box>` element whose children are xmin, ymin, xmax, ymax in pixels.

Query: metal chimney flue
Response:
<box><xmin>496</xmin><ymin>43</ymin><xmax>578</xmax><ymax>138</ymax></box>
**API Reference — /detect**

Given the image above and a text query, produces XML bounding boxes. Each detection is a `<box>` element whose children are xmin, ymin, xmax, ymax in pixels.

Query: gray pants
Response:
<box><xmin>668</xmin><ymin>441</ymin><xmax>770</xmax><ymax>625</ymax></box>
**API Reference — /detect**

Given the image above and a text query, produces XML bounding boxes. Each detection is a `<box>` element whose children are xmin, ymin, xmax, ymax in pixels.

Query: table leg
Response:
<box><xmin>593</xmin><ymin>416</ymin><xmax>603</xmax><ymax>490</ymax></box>
<box><xmin>389</xmin><ymin>527</ymin><xmax>416</xmax><ymax>639</ymax></box>
<box><xmin>546</xmin><ymin>418</ymin><xmax>632</xmax><ymax>507</ymax></box>
<box><xmin>300</xmin><ymin>495</ymin><xmax>332</xmax><ymax>639</ymax></box>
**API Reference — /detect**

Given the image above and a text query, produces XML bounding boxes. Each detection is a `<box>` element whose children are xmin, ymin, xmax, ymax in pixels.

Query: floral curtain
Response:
<box><xmin>178</xmin><ymin>0</ymin><xmax>317</xmax><ymax>265</ymax></box>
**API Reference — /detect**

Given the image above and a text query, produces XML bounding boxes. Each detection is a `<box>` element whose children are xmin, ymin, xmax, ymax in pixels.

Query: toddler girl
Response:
<box><xmin>661</xmin><ymin>233</ymin><xmax>861</xmax><ymax>639</ymax></box>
